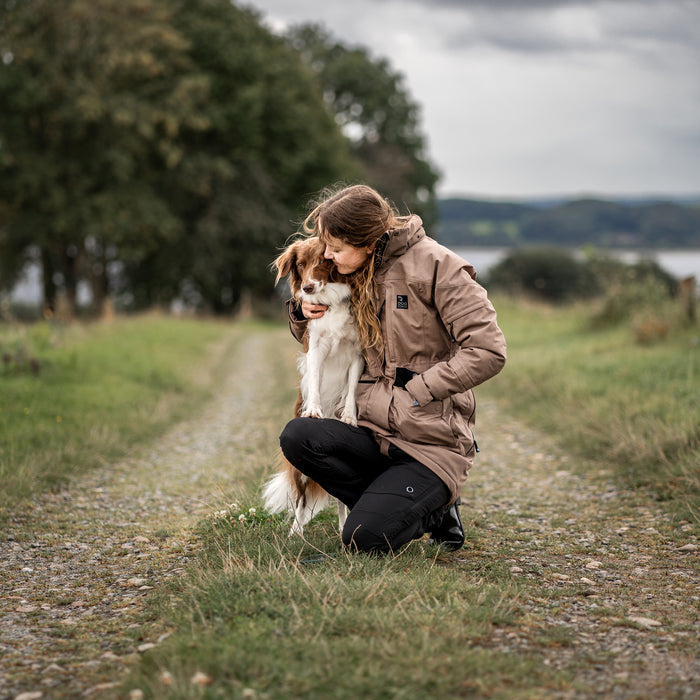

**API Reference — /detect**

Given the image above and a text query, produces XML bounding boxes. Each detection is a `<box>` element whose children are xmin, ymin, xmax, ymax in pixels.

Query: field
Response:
<box><xmin>1</xmin><ymin>303</ymin><xmax>698</xmax><ymax>699</ymax></box>
<box><xmin>480</xmin><ymin>297</ymin><xmax>700</xmax><ymax>515</ymax></box>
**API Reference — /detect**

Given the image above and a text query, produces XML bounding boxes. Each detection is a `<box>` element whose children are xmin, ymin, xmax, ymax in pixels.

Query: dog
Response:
<box><xmin>263</xmin><ymin>237</ymin><xmax>364</xmax><ymax>536</ymax></box>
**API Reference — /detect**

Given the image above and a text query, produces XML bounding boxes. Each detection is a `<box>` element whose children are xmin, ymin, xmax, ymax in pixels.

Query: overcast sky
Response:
<box><xmin>243</xmin><ymin>0</ymin><xmax>700</xmax><ymax>199</ymax></box>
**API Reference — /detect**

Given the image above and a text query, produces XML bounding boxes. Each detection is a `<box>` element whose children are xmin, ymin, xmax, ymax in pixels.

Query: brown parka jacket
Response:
<box><xmin>288</xmin><ymin>215</ymin><xmax>507</xmax><ymax>503</ymax></box>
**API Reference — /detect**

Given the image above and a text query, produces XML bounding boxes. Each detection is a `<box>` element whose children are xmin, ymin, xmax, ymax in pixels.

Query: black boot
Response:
<box><xmin>427</xmin><ymin>500</ymin><xmax>465</xmax><ymax>551</ymax></box>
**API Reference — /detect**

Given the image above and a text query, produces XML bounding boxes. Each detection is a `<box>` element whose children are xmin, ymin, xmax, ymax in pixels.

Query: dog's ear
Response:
<box><xmin>272</xmin><ymin>242</ymin><xmax>299</xmax><ymax>285</ymax></box>
<box><xmin>328</xmin><ymin>263</ymin><xmax>343</xmax><ymax>283</ymax></box>
<box><xmin>328</xmin><ymin>261</ymin><xmax>350</xmax><ymax>284</ymax></box>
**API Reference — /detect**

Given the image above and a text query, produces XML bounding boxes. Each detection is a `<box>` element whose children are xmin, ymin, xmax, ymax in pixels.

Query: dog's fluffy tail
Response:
<box><xmin>262</xmin><ymin>470</ymin><xmax>331</xmax><ymax>533</ymax></box>
<box><xmin>262</xmin><ymin>472</ymin><xmax>294</xmax><ymax>514</ymax></box>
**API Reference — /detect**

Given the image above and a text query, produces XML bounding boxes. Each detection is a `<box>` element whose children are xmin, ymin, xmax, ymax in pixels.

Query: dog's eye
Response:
<box><xmin>297</xmin><ymin>262</ymin><xmax>305</xmax><ymax>270</ymax></box>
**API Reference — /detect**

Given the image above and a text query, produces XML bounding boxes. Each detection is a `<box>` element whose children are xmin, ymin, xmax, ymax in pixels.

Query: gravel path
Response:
<box><xmin>0</xmin><ymin>330</ymin><xmax>286</xmax><ymax>700</ymax></box>
<box><xmin>1</xmin><ymin>327</ymin><xmax>698</xmax><ymax>699</ymax></box>
<box><xmin>467</xmin><ymin>401</ymin><xmax>699</xmax><ymax>699</ymax></box>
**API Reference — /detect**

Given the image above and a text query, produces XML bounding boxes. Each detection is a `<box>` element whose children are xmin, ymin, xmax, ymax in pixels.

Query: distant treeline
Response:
<box><xmin>438</xmin><ymin>197</ymin><xmax>700</xmax><ymax>248</ymax></box>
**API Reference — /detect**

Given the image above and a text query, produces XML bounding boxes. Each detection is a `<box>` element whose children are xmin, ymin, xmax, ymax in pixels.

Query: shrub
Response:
<box><xmin>485</xmin><ymin>246</ymin><xmax>600</xmax><ymax>303</ymax></box>
<box><xmin>587</xmin><ymin>253</ymin><xmax>679</xmax><ymax>331</ymax></box>
<box><xmin>588</xmin><ymin>254</ymin><xmax>678</xmax><ymax>297</ymax></box>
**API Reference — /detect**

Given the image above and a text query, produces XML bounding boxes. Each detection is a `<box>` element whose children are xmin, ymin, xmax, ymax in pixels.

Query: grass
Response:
<box><xmin>124</xmin><ymin>508</ymin><xmax>567</xmax><ymax>699</ymax></box>
<box><xmin>478</xmin><ymin>296</ymin><xmax>700</xmax><ymax>516</ymax></box>
<box><xmin>0</xmin><ymin>314</ymin><xmax>236</xmax><ymax>512</ymax></box>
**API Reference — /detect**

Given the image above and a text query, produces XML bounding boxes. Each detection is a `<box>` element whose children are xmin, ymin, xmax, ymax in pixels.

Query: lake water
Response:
<box><xmin>453</xmin><ymin>247</ymin><xmax>700</xmax><ymax>281</ymax></box>
<box><xmin>9</xmin><ymin>248</ymin><xmax>700</xmax><ymax>305</ymax></box>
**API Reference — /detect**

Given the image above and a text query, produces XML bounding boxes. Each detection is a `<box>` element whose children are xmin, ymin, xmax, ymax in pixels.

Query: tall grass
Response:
<box><xmin>479</xmin><ymin>297</ymin><xmax>700</xmax><ymax>514</ymax></box>
<box><xmin>0</xmin><ymin>315</ymin><xmax>235</xmax><ymax>511</ymax></box>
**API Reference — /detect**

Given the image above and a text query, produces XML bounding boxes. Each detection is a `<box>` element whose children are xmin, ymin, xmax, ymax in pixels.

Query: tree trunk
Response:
<box><xmin>62</xmin><ymin>247</ymin><xmax>78</xmax><ymax>321</ymax></box>
<box><xmin>40</xmin><ymin>247</ymin><xmax>57</xmax><ymax>318</ymax></box>
<box><xmin>89</xmin><ymin>256</ymin><xmax>109</xmax><ymax>318</ymax></box>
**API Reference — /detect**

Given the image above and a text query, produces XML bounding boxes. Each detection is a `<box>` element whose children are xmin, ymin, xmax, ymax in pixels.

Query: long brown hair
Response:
<box><xmin>302</xmin><ymin>184</ymin><xmax>402</xmax><ymax>352</ymax></box>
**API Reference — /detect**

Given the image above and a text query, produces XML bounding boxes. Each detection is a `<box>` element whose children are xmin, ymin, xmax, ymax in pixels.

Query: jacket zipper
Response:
<box><xmin>448</xmin><ymin>321</ymin><xmax>456</xmax><ymax>343</ymax></box>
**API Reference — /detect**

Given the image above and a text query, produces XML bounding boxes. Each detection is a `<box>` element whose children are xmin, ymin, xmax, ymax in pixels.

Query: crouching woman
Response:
<box><xmin>280</xmin><ymin>184</ymin><xmax>506</xmax><ymax>553</ymax></box>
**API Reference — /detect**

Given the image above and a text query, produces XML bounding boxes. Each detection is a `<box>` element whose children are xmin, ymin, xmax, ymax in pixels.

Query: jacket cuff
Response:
<box><xmin>405</xmin><ymin>374</ymin><xmax>433</xmax><ymax>407</ymax></box>
<box><xmin>287</xmin><ymin>298</ymin><xmax>305</xmax><ymax>321</ymax></box>
<box><xmin>285</xmin><ymin>298</ymin><xmax>307</xmax><ymax>343</ymax></box>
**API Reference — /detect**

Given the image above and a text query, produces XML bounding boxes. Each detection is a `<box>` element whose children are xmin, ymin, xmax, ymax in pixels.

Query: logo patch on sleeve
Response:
<box><xmin>396</xmin><ymin>294</ymin><xmax>409</xmax><ymax>309</ymax></box>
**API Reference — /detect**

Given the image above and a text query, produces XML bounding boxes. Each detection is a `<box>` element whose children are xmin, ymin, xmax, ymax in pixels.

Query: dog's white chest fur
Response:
<box><xmin>298</xmin><ymin>282</ymin><xmax>363</xmax><ymax>425</ymax></box>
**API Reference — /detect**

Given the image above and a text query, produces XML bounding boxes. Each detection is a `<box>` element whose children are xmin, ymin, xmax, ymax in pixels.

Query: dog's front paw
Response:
<box><xmin>301</xmin><ymin>407</ymin><xmax>324</xmax><ymax>419</ymax></box>
<box><xmin>339</xmin><ymin>410</ymin><xmax>358</xmax><ymax>427</ymax></box>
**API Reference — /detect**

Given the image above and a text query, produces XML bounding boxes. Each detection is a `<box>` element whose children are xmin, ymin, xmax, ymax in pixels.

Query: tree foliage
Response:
<box><xmin>0</xmin><ymin>0</ymin><xmax>204</xmax><ymax>314</ymax></box>
<box><xmin>287</xmin><ymin>24</ymin><xmax>440</xmax><ymax>225</ymax></box>
<box><xmin>123</xmin><ymin>0</ymin><xmax>360</xmax><ymax>312</ymax></box>
<box><xmin>0</xmin><ymin>0</ymin><xmax>364</xmax><ymax>315</ymax></box>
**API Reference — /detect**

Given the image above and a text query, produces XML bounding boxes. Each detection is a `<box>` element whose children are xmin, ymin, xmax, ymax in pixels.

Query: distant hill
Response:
<box><xmin>437</xmin><ymin>196</ymin><xmax>700</xmax><ymax>248</ymax></box>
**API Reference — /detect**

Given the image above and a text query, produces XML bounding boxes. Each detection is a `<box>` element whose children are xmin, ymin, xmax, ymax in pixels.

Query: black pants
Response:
<box><xmin>279</xmin><ymin>417</ymin><xmax>451</xmax><ymax>553</ymax></box>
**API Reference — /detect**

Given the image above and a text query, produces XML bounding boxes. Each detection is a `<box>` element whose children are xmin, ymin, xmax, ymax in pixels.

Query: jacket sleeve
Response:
<box><xmin>405</xmin><ymin>267</ymin><xmax>506</xmax><ymax>407</ymax></box>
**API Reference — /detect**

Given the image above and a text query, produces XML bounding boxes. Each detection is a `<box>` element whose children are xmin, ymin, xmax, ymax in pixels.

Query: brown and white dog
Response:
<box><xmin>263</xmin><ymin>237</ymin><xmax>364</xmax><ymax>536</ymax></box>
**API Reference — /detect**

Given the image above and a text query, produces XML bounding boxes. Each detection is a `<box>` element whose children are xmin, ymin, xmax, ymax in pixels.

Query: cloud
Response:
<box><xmin>390</xmin><ymin>0</ymin><xmax>700</xmax><ymax>60</ymax></box>
<box><xmin>439</xmin><ymin>6</ymin><xmax>605</xmax><ymax>54</ymax></box>
<box><xmin>246</xmin><ymin>0</ymin><xmax>700</xmax><ymax>196</ymax></box>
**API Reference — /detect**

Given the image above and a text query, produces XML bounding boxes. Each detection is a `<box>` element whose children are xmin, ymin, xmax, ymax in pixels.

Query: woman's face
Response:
<box><xmin>323</xmin><ymin>233</ymin><xmax>374</xmax><ymax>275</ymax></box>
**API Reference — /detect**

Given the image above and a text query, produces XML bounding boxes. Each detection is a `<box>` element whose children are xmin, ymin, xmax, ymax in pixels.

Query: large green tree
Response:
<box><xmin>0</xmin><ymin>0</ymin><xmax>359</xmax><ymax>315</ymax></box>
<box><xmin>0</xmin><ymin>0</ymin><xmax>210</xmax><ymax>315</ymax></box>
<box><xmin>129</xmin><ymin>0</ymin><xmax>359</xmax><ymax>312</ymax></box>
<box><xmin>287</xmin><ymin>24</ymin><xmax>440</xmax><ymax>225</ymax></box>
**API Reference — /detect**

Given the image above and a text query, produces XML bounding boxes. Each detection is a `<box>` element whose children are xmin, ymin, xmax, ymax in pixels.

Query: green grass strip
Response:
<box><xmin>126</xmin><ymin>510</ymin><xmax>565</xmax><ymax>699</ymax></box>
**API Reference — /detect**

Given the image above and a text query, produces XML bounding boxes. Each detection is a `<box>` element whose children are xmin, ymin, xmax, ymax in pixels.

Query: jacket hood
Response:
<box><xmin>373</xmin><ymin>214</ymin><xmax>425</xmax><ymax>268</ymax></box>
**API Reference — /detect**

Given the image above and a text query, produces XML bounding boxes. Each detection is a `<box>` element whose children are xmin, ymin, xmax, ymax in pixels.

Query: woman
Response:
<box><xmin>279</xmin><ymin>184</ymin><xmax>506</xmax><ymax>553</ymax></box>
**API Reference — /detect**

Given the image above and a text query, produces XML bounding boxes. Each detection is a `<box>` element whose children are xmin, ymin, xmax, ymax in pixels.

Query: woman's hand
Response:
<box><xmin>301</xmin><ymin>300</ymin><xmax>328</xmax><ymax>319</ymax></box>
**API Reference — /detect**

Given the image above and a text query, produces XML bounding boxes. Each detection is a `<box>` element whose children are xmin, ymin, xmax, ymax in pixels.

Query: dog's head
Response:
<box><xmin>273</xmin><ymin>237</ymin><xmax>342</xmax><ymax>297</ymax></box>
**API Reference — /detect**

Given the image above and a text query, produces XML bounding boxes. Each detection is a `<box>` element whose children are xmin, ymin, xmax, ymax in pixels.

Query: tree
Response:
<box><xmin>0</xmin><ymin>0</ymin><xmax>217</xmax><ymax>315</ymax></box>
<box><xmin>0</xmin><ymin>0</ymin><xmax>360</xmax><ymax>315</ymax></box>
<box><xmin>287</xmin><ymin>24</ymin><xmax>440</xmax><ymax>225</ymax></box>
<box><xmin>133</xmin><ymin>0</ymin><xmax>360</xmax><ymax>312</ymax></box>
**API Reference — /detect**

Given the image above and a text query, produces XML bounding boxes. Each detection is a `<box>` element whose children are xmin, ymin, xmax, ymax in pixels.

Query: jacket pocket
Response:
<box><xmin>357</xmin><ymin>379</ymin><xmax>393</xmax><ymax>434</ymax></box>
<box><xmin>389</xmin><ymin>386</ymin><xmax>455</xmax><ymax>447</ymax></box>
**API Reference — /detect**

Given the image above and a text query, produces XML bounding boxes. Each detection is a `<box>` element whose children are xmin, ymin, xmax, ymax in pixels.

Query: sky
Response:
<box><xmin>242</xmin><ymin>0</ymin><xmax>700</xmax><ymax>200</ymax></box>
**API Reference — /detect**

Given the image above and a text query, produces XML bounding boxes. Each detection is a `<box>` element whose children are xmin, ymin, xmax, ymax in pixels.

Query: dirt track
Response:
<box><xmin>0</xmin><ymin>330</ymin><xmax>284</xmax><ymax>699</ymax></box>
<box><xmin>1</xmin><ymin>327</ymin><xmax>698</xmax><ymax>699</ymax></box>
